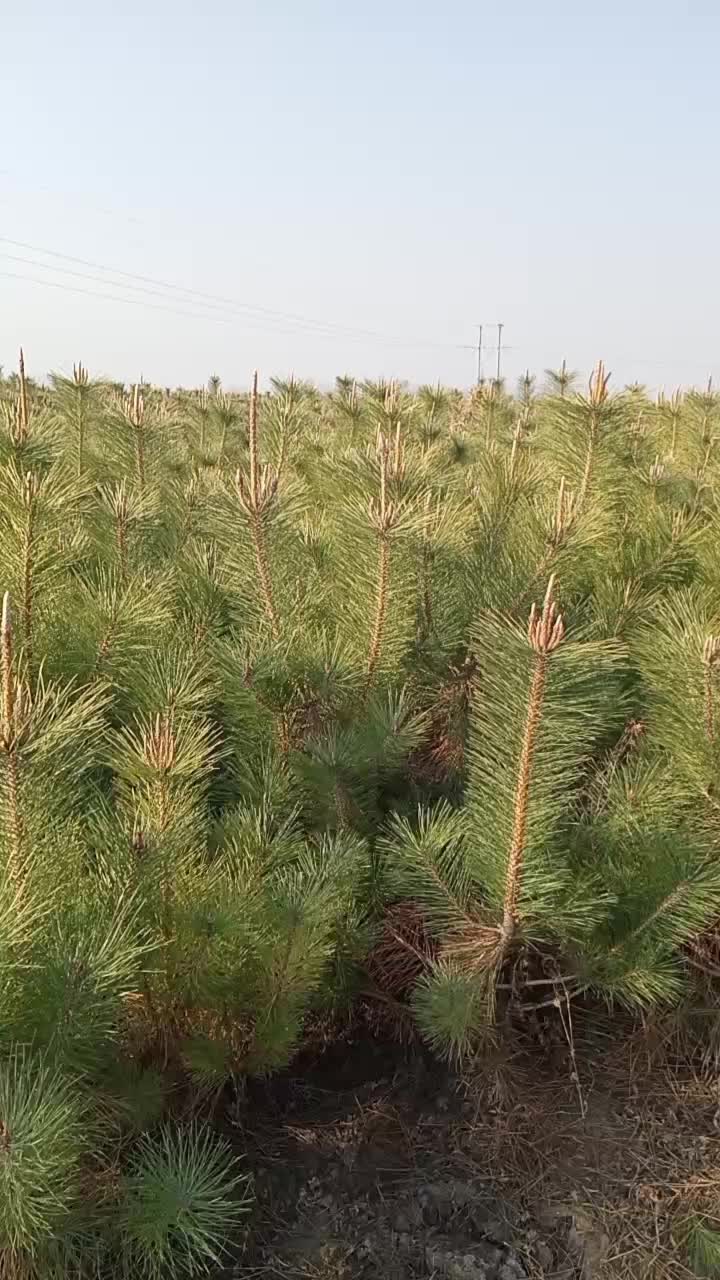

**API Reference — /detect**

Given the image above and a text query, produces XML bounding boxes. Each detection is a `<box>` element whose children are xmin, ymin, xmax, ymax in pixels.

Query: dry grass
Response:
<box><xmin>450</xmin><ymin>1015</ymin><xmax>720</xmax><ymax>1278</ymax></box>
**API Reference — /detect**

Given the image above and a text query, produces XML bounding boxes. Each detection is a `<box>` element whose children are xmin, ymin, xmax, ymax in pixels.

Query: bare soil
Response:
<box><xmin>223</xmin><ymin>1012</ymin><xmax>720</xmax><ymax>1280</ymax></box>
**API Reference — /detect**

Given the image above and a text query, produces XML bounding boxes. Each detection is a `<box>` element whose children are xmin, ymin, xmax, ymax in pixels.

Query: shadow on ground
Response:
<box><xmin>213</xmin><ymin>1012</ymin><xmax>720</xmax><ymax>1280</ymax></box>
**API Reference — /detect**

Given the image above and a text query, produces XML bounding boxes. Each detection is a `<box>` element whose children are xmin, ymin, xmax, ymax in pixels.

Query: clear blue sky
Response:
<box><xmin>2</xmin><ymin>0</ymin><xmax>718</xmax><ymax>390</ymax></box>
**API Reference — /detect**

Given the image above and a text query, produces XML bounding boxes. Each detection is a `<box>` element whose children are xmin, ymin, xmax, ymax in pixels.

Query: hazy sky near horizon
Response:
<box><xmin>1</xmin><ymin>0</ymin><xmax>719</xmax><ymax>390</ymax></box>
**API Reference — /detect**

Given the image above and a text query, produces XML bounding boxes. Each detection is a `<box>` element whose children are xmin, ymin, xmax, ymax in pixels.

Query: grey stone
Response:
<box><xmin>469</xmin><ymin>1200</ymin><xmax>515</xmax><ymax>1244</ymax></box>
<box><xmin>425</xmin><ymin>1245</ymin><xmax>492</xmax><ymax>1280</ymax></box>
<box><xmin>419</xmin><ymin>1182</ymin><xmax>455</xmax><ymax>1224</ymax></box>
<box><xmin>448</xmin><ymin>1255</ymin><xmax>486</xmax><ymax>1280</ymax></box>
<box><xmin>536</xmin><ymin>1242</ymin><xmax>554</xmax><ymax>1270</ymax></box>
<box><xmin>498</xmin><ymin>1261</ymin><xmax>527</xmax><ymax>1280</ymax></box>
<box><xmin>473</xmin><ymin>1239</ymin><xmax>503</xmax><ymax>1268</ymax></box>
<box><xmin>448</xmin><ymin>1179</ymin><xmax>475</xmax><ymax>1208</ymax></box>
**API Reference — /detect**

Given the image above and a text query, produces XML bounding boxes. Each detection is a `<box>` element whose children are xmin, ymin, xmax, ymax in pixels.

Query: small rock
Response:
<box><xmin>474</xmin><ymin>1215</ymin><xmax>513</xmax><ymax>1245</ymax></box>
<box><xmin>536</xmin><ymin>1242</ymin><xmax>553</xmax><ymax>1270</ymax></box>
<box><xmin>426</xmin><ymin>1245</ymin><xmax>491</xmax><ymax>1280</ymax></box>
<box><xmin>469</xmin><ymin>1200</ymin><xmax>515</xmax><ymax>1244</ymax></box>
<box><xmin>448</xmin><ymin>1179</ymin><xmax>474</xmax><ymax>1208</ymax></box>
<box><xmin>474</xmin><ymin>1239</ymin><xmax>503</xmax><ymax>1268</ymax></box>
<box><xmin>419</xmin><ymin>1182</ymin><xmax>454</xmax><ymax>1224</ymax></box>
<box><xmin>498</xmin><ymin>1261</ymin><xmax>527</xmax><ymax>1280</ymax></box>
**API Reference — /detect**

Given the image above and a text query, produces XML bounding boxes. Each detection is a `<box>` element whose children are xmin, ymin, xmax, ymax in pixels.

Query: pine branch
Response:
<box><xmin>577</xmin><ymin>360</ymin><xmax>610</xmax><ymax>511</ymax></box>
<box><xmin>123</xmin><ymin>385</ymin><xmax>147</xmax><ymax>496</ymax></box>
<box><xmin>0</xmin><ymin>594</ymin><xmax>23</xmax><ymax>886</ymax></box>
<box><xmin>365</xmin><ymin>433</ymin><xmax>403</xmax><ymax>692</ymax></box>
<box><xmin>703</xmin><ymin>635</ymin><xmax>720</xmax><ymax>743</ymax></box>
<box><xmin>233</xmin><ymin>372</ymin><xmax>282</xmax><ymax>640</ymax></box>
<box><xmin>72</xmin><ymin>361</ymin><xmax>89</xmax><ymax>477</ymax></box>
<box><xmin>500</xmin><ymin>578</ymin><xmax>565</xmax><ymax>955</ymax></box>
<box><xmin>18</xmin><ymin>348</ymin><xmax>29</xmax><ymax>439</ymax></box>
<box><xmin>20</xmin><ymin>472</ymin><xmax>39</xmax><ymax>671</ymax></box>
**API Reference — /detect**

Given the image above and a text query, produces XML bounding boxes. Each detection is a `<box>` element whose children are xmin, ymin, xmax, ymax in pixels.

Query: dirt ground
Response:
<box><xmin>224</xmin><ymin>1009</ymin><xmax>720</xmax><ymax>1280</ymax></box>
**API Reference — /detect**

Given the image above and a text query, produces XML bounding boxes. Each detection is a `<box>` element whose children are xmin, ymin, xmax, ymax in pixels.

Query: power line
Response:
<box><xmin>6</xmin><ymin>272</ymin><xmax>709</xmax><ymax>383</ymax></box>
<box><xmin>0</xmin><ymin>248</ymin><xmax>472</xmax><ymax>350</ymax></box>
<box><xmin>2</xmin><ymin>268</ymin><xmax>457</xmax><ymax>349</ymax></box>
<box><xmin>0</xmin><ymin>234</ymin><xmax>473</xmax><ymax>352</ymax></box>
<box><xmin>0</xmin><ymin>252</ymin><xmax>329</xmax><ymax>336</ymax></box>
<box><xmin>0</xmin><ymin>269</ymin><xmax>258</xmax><ymax>327</ymax></box>
<box><xmin>1</xmin><ymin>263</ymin><xmax>474</xmax><ymax>351</ymax></box>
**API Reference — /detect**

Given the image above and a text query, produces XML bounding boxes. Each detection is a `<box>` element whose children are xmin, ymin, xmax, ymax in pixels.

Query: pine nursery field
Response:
<box><xmin>2</xmin><ymin>353</ymin><xmax>720</xmax><ymax>1277</ymax></box>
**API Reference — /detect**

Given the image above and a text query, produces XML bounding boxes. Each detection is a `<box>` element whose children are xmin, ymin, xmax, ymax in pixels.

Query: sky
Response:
<box><xmin>1</xmin><ymin>0</ymin><xmax>719</xmax><ymax>391</ymax></box>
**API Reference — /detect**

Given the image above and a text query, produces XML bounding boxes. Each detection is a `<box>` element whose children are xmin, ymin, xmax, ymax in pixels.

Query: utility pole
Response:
<box><xmin>475</xmin><ymin>325</ymin><xmax>483</xmax><ymax>386</ymax></box>
<box><xmin>496</xmin><ymin>322</ymin><xmax>504</xmax><ymax>383</ymax></box>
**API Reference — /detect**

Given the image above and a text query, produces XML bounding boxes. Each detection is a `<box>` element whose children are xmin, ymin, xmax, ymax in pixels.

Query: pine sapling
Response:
<box><xmin>124</xmin><ymin>385</ymin><xmax>147</xmax><ymax>496</ymax></box>
<box><xmin>72</xmin><ymin>361</ymin><xmax>90</xmax><ymax>476</ymax></box>
<box><xmin>51</xmin><ymin>360</ymin><xmax>96</xmax><ymax>478</ymax></box>
<box><xmin>1</xmin><ymin>351</ymin><xmax>32</xmax><ymax>459</ymax></box>
<box><xmin>142</xmin><ymin>712</ymin><xmax>177</xmax><ymax>941</ymax></box>
<box><xmin>233</xmin><ymin>371</ymin><xmax>281</xmax><ymax>640</ymax></box>
<box><xmin>196</xmin><ymin>387</ymin><xmax>209</xmax><ymax>456</ymax></box>
<box><xmin>483</xmin><ymin>379</ymin><xmax>498</xmax><ymax>445</ymax></box>
<box><xmin>668</xmin><ymin>388</ymin><xmax>682</xmax><ymax>459</ymax></box>
<box><xmin>343</xmin><ymin>379</ymin><xmax>363</xmax><ymax>445</ymax></box>
<box><xmin>577</xmin><ymin>360</ymin><xmax>610</xmax><ymax>511</ymax></box>
<box><xmin>417</xmin><ymin>382</ymin><xmax>449</xmax><ymax>448</ymax></box>
<box><xmin>214</xmin><ymin>392</ymin><xmax>237</xmax><ymax>464</ymax></box>
<box><xmin>112</xmin><ymin>707</ymin><xmax>217</xmax><ymax>1015</ymax></box>
<box><xmin>518</xmin><ymin>369</ymin><xmax>535</xmax><ymax>407</ymax></box>
<box><xmin>17</xmin><ymin>349</ymin><xmax>29</xmax><ymax>440</ymax></box>
<box><xmin>499</xmin><ymin>577</ymin><xmax>565</xmax><ymax>959</ymax></box>
<box><xmin>270</xmin><ymin>374</ymin><xmax>302</xmax><ymax>479</ymax></box>
<box><xmin>0</xmin><ymin>1050</ymin><xmax>87</xmax><ymax>1277</ymax></box>
<box><xmin>630</xmin><ymin>410</ymin><xmax>646</xmax><ymax>463</ymax></box>
<box><xmin>98</xmin><ymin>479</ymin><xmax>149</xmax><ymax>582</ymax></box>
<box><xmin>544</xmin><ymin>358</ymin><xmax>578</xmax><ymax>398</ymax></box>
<box><xmin>365</xmin><ymin>434</ymin><xmax>396</xmax><ymax>691</ymax></box>
<box><xmin>117</xmin><ymin>1125</ymin><xmax>251</xmax><ymax>1279</ymax></box>
<box><xmin>509</xmin><ymin>476</ymin><xmax>576</xmax><ymax>614</ymax></box>
<box><xmin>656</xmin><ymin>387</ymin><xmax>683</xmax><ymax>461</ymax></box>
